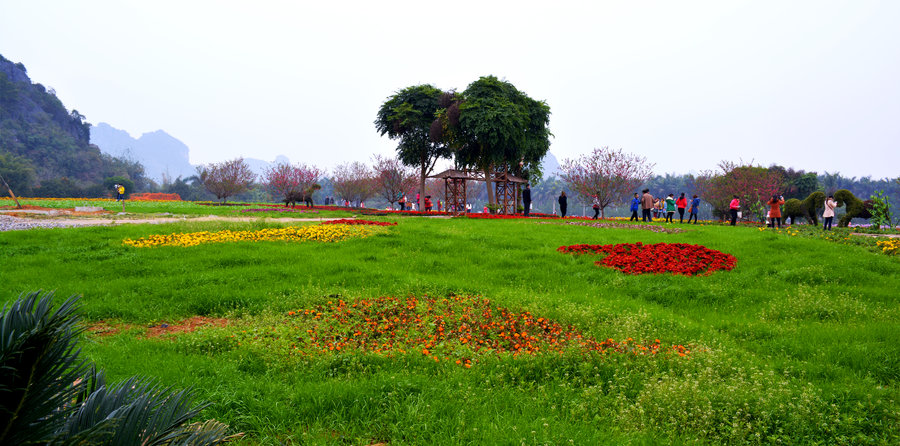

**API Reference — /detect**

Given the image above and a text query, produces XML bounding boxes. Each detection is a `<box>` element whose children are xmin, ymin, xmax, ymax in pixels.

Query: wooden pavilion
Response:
<box><xmin>428</xmin><ymin>168</ymin><xmax>528</xmax><ymax>215</ymax></box>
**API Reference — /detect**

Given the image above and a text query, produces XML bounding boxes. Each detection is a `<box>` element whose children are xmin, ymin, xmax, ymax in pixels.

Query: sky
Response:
<box><xmin>2</xmin><ymin>0</ymin><xmax>898</xmax><ymax>179</ymax></box>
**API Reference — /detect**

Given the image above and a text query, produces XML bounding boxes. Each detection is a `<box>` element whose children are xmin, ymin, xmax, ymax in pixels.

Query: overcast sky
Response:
<box><xmin>2</xmin><ymin>0</ymin><xmax>898</xmax><ymax>179</ymax></box>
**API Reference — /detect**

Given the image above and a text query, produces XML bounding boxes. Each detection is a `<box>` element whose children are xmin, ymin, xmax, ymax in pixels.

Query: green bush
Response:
<box><xmin>0</xmin><ymin>290</ymin><xmax>233</xmax><ymax>445</ymax></box>
<box><xmin>835</xmin><ymin>189</ymin><xmax>871</xmax><ymax>227</ymax></box>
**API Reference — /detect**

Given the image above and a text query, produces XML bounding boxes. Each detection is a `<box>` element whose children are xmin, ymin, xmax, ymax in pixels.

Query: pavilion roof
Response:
<box><xmin>428</xmin><ymin>169</ymin><xmax>528</xmax><ymax>183</ymax></box>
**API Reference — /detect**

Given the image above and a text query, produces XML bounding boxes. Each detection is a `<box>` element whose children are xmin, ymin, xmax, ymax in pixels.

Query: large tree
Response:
<box><xmin>332</xmin><ymin>161</ymin><xmax>375</xmax><ymax>207</ymax></box>
<box><xmin>264</xmin><ymin>162</ymin><xmax>323</xmax><ymax>205</ymax></box>
<box><xmin>372</xmin><ymin>154</ymin><xmax>418</xmax><ymax>209</ymax></box>
<box><xmin>197</xmin><ymin>157</ymin><xmax>255</xmax><ymax>203</ymax></box>
<box><xmin>375</xmin><ymin>85</ymin><xmax>453</xmax><ymax>208</ymax></box>
<box><xmin>560</xmin><ymin>147</ymin><xmax>654</xmax><ymax>218</ymax></box>
<box><xmin>438</xmin><ymin>76</ymin><xmax>551</xmax><ymax>207</ymax></box>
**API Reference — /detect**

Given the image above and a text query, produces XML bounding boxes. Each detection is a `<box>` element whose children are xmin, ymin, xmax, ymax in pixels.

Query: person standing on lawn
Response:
<box><xmin>823</xmin><ymin>195</ymin><xmax>836</xmax><ymax>230</ymax></box>
<box><xmin>688</xmin><ymin>194</ymin><xmax>700</xmax><ymax>224</ymax></box>
<box><xmin>523</xmin><ymin>184</ymin><xmax>532</xmax><ymax>217</ymax></box>
<box><xmin>676</xmin><ymin>193</ymin><xmax>687</xmax><ymax>223</ymax></box>
<box><xmin>592</xmin><ymin>194</ymin><xmax>600</xmax><ymax>219</ymax></box>
<box><xmin>641</xmin><ymin>189</ymin><xmax>654</xmax><ymax>222</ymax></box>
<box><xmin>665</xmin><ymin>194</ymin><xmax>676</xmax><ymax>223</ymax></box>
<box><xmin>730</xmin><ymin>195</ymin><xmax>740</xmax><ymax>226</ymax></box>
<box><xmin>767</xmin><ymin>194</ymin><xmax>785</xmax><ymax>228</ymax></box>
<box><xmin>558</xmin><ymin>191</ymin><xmax>568</xmax><ymax>218</ymax></box>
<box><xmin>629</xmin><ymin>193</ymin><xmax>640</xmax><ymax>221</ymax></box>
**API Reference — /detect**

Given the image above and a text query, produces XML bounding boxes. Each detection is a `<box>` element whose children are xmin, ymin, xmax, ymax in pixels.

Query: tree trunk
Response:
<box><xmin>484</xmin><ymin>165</ymin><xmax>495</xmax><ymax>210</ymax></box>
<box><xmin>420</xmin><ymin>154</ymin><xmax>427</xmax><ymax>212</ymax></box>
<box><xmin>600</xmin><ymin>206</ymin><xmax>606</xmax><ymax>219</ymax></box>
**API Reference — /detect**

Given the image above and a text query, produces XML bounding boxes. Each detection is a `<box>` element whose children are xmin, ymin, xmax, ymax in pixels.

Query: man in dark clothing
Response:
<box><xmin>523</xmin><ymin>184</ymin><xmax>532</xmax><ymax>217</ymax></box>
<box><xmin>641</xmin><ymin>189</ymin><xmax>654</xmax><ymax>222</ymax></box>
<box><xmin>558</xmin><ymin>191</ymin><xmax>568</xmax><ymax>218</ymax></box>
<box><xmin>629</xmin><ymin>193</ymin><xmax>640</xmax><ymax>221</ymax></box>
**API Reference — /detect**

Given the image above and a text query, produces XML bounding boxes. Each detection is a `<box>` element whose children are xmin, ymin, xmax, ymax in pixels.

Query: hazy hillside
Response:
<box><xmin>0</xmin><ymin>54</ymin><xmax>143</xmax><ymax>196</ymax></box>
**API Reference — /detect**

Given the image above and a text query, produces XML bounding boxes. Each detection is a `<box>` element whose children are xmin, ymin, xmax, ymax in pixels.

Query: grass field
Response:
<box><xmin>3</xmin><ymin>199</ymin><xmax>899</xmax><ymax>445</ymax></box>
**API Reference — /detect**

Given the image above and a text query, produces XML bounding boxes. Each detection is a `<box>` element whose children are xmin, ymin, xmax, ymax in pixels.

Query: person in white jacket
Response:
<box><xmin>823</xmin><ymin>195</ymin><xmax>836</xmax><ymax>230</ymax></box>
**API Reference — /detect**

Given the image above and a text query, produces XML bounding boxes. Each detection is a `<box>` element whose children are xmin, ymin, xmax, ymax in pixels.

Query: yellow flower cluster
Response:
<box><xmin>123</xmin><ymin>224</ymin><xmax>379</xmax><ymax>248</ymax></box>
<box><xmin>876</xmin><ymin>239</ymin><xmax>900</xmax><ymax>255</ymax></box>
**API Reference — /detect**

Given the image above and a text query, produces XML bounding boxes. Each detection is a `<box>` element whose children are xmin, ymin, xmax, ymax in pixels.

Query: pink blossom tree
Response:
<box><xmin>264</xmin><ymin>162</ymin><xmax>323</xmax><ymax>206</ymax></box>
<box><xmin>560</xmin><ymin>147</ymin><xmax>655</xmax><ymax>218</ymax></box>
<box><xmin>332</xmin><ymin>161</ymin><xmax>376</xmax><ymax>207</ymax></box>
<box><xmin>695</xmin><ymin>161</ymin><xmax>783</xmax><ymax>221</ymax></box>
<box><xmin>197</xmin><ymin>157</ymin><xmax>255</xmax><ymax>203</ymax></box>
<box><xmin>372</xmin><ymin>155</ymin><xmax>418</xmax><ymax>209</ymax></box>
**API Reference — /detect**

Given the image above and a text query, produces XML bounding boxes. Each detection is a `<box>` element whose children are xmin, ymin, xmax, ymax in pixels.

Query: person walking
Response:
<box><xmin>729</xmin><ymin>195</ymin><xmax>740</xmax><ymax>226</ymax></box>
<box><xmin>676</xmin><ymin>193</ymin><xmax>687</xmax><ymax>223</ymax></box>
<box><xmin>823</xmin><ymin>195</ymin><xmax>836</xmax><ymax>230</ymax></box>
<box><xmin>665</xmin><ymin>194</ymin><xmax>676</xmax><ymax>223</ymax></box>
<box><xmin>767</xmin><ymin>194</ymin><xmax>785</xmax><ymax>228</ymax></box>
<box><xmin>558</xmin><ymin>191</ymin><xmax>568</xmax><ymax>218</ymax></box>
<box><xmin>398</xmin><ymin>195</ymin><xmax>406</xmax><ymax>211</ymax></box>
<box><xmin>641</xmin><ymin>189</ymin><xmax>654</xmax><ymax>222</ymax></box>
<box><xmin>591</xmin><ymin>194</ymin><xmax>600</xmax><ymax>219</ymax></box>
<box><xmin>523</xmin><ymin>184</ymin><xmax>532</xmax><ymax>217</ymax></box>
<box><xmin>629</xmin><ymin>193</ymin><xmax>640</xmax><ymax>221</ymax></box>
<box><xmin>687</xmin><ymin>195</ymin><xmax>700</xmax><ymax>224</ymax></box>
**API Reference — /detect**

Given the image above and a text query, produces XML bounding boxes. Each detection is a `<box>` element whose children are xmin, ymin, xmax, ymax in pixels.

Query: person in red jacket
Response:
<box><xmin>424</xmin><ymin>195</ymin><xmax>433</xmax><ymax>212</ymax></box>
<box><xmin>767</xmin><ymin>194</ymin><xmax>785</xmax><ymax>228</ymax></box>
<box><xmin>729</xmin><ymin>195</ymin><xmax>740</xmax><ymax>226</ymax></box>
<box><xmin>676</xmin><ymin>193</ymin><xmax>688</xmax><ymax>223</ymax></box>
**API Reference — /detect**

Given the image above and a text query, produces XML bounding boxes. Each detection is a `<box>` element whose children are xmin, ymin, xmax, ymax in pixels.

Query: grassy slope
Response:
<box><xmin>2</xmin><ymin>210</ymin><xmax>899</xmax><ymax>444</ymax></box>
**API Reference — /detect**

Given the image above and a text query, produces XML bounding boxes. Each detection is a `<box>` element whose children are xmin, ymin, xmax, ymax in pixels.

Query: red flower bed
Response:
<box><xmin>559</xmin><ymin>242</ymin><xmax>737</xmax><ymax>276</ymax></box>
<box><xmin>365</xmin><ymin>209</ymin><xmax>453</xmax><ymax>216</ymax></box>
<box><xmin>270</xmin><ymin>295</ymin><xmax>690</xmax><ymax>367</ymax></box>
<box><xmin>130</xmin><ymin>192</ymin><xmax>182</xmax><ymax>201</ymax></box>
<box><xmin>320</xmin><ymin>219</ymin><xmax>396</xmax><ymax>226</ymax></box>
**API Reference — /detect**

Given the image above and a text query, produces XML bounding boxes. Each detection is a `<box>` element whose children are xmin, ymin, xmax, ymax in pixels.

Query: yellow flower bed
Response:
<box><xmin>876</xmin><ymin>239</ymin><xmax>900</xmax><ymax>255</ymax></box>
<box><xmin>123</xmin><ymin>224</ymin><xmax>379</xmax><ymax>248</ymax></box>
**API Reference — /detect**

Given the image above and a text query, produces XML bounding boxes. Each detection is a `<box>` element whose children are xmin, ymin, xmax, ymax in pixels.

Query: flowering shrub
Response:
<box><xmin>320</xmin><ymin>219</ymin><xmax>396</xmax><ymax>226</ymax></box>
<box><xmin>559</xmin><ymin>242</ymin><xmax>737</xmax><ymax>276</ymax></box>
<box><xmin>122</xmin><ymin>224</ymin><xmax>380</xmax><ymax>248</ymax></box>
<box><xmin>237</xmin><ymin>295</ymin><xmax>689</xmax><ymax>367</ymax></box>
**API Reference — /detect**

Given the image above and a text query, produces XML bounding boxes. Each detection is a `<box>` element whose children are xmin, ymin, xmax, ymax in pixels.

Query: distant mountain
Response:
<box><xmin>91</xmin><ymin>122</ymin><xmax>290</xmax><ymax>182</ymax></box>
<box><xmin>0</xmin><ymin>53</ymin><xmax>145</xmax><ymax>197</ymax></box>
<box><xmin>91</xmin><ymin>123</ymin><xmax>196</xmax><ymax>181</ymax></box>
<box><xmin>541</xmin><ymin>152</ymin><xmax>561</xmax><ymax>178</ymax></box>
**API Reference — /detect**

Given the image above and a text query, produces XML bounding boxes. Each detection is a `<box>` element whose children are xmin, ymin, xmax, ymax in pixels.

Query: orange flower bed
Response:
<box><xmin>130</xmin><ymin>192</ymin><xmax>182</xmax><ymax>201</ymax></box>
<box><xmin>254</xmin><ymin>295</ymin><xmax>690</xmax><ymax>367</ymax></box>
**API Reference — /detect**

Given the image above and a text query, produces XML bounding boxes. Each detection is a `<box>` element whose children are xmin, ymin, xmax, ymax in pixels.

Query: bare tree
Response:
<box><xmin>372</xmin><ymin>154</ymin><xmax>418</xmax><ymax>209</ymax></box>
<box><xmin>197</xmin><ymin>157</ymin><xmax>255</xmax><ymax>203</ymax></box>
<box><xmin>560</xmin><ymin>147</ymin><xmax>654</xmax><ymax>218</ymax></box>
<box><xmin>332</xmin><ymin>161</ymin><xmax>375</xmax><ymax>207</ymax></box>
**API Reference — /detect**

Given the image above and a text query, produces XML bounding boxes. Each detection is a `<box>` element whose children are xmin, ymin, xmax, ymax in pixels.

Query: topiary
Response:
<box><xmin>783</xmin><ymin>198</ymin><xmax>805</xmax><ymax>224</ymax></box>
<box><xmin>800</xmin><ymin>191</ymin><xmax>825</xmax><ymax>225</ymax></box>
<box><xmin>835</xmin><ymin>189</ymin><xmax>871</xmax><ymax>227</ymax></box>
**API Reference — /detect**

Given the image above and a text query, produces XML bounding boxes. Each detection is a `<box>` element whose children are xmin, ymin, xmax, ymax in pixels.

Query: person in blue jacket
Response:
<box><xmin>687</xmin><ymin>194</ymin><xmax>701</xmax><ymax>224</ymax></box>
<box><xmin>629</xmin><ymin>193</ymin><xmax>640</xmax><ymax>221</ymax></box>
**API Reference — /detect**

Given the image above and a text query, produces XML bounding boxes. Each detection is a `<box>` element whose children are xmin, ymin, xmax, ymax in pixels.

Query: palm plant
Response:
<box><xmin>0</xmin><ymin>290</ymin><xmax>234</xmax><ymax>445</ymax></box>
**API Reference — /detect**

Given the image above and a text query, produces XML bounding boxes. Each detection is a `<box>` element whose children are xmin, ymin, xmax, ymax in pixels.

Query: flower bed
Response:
<box><xmin>130</xmin><ymin>192</ymin><xmax>182</xmax><ymax>201</ymax></box>
<box><xmin>237</xmin><ymin>208</ymin><xmax>319</xmax><ymax>213</ymax></box>
<box><xmin>559</xmin><ymin>242</ymin><xmax>737</xmax><ymax>276</ymax></box>
<box><xmin>565</xmin><ymin>221</ymin><xmax>685</xmax><ymax>233</ymax></box>
<box><xmin>466</xmin><ymin>213</ymin><xmax>596</xmax><ymax>221</ymax></box>
<box><xmin>122</xmin><ymin>224</ymin><xmax>379</xmax><ymax>248</ymax></box>
<box><xmin>320</xmin><ymin>219</ymin><xmax>396</xmax><ymax>226</ymax></box>
<box><xmin>235</xmin><ymin>295</ymin><xmax>689</xmax><ymax>367</ymax></box>
<box><xmin>876</xmin><ymin>239</ymin><xmax>900</xmax><ymax>255</ymax></box>
<box><xmin>363</xmin><ymin>209</ymin><xmax>453</xmax><ymax>216</ymax></box>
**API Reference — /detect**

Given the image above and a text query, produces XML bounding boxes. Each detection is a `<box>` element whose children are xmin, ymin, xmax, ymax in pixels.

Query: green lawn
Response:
<box><xmin>2</xmin><ymin>203</ymin><xmax>899</xmax><ymax>445</ymax></box>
